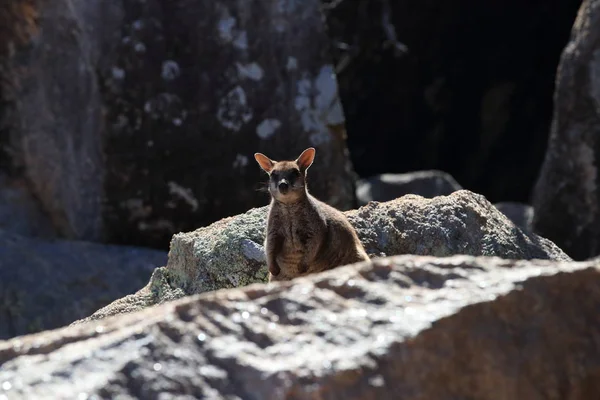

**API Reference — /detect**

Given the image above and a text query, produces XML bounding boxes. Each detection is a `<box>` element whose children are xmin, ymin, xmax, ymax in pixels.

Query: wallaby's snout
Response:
<box><xmin>278</xmin><ymin>180</ymin><xmax>289</xmax><ymax>194</ymax></box>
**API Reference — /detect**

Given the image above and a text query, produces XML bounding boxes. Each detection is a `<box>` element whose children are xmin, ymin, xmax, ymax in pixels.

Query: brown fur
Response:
<box><xmin>254</xmin><ymin>147</ymin><xmax>370</xmax><ymax>282</ymax></box>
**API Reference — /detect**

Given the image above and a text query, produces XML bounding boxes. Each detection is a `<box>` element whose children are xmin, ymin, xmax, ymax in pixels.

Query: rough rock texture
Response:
<box><xmin>0</xmin><ymin>0</ymin><xmax>356</xmax><ymax>249</ymax></box>
<box><xmin>324</xmin><ymin>0</ymin><xmax>582</xmax><ymax>203</ymax></box>
<box><xmin>0</xmin><ymin>229</ymin><xmax>167</xmax><ymax>340</ymax></box>
<box><xmin>494</xmin><ymin>202</ymin><xmax>534</xmax><ymax>234</ymax></box>
<box><xmin>532</xmin><ymin>0</ymin><xmax>600</xmax><ymax>261</ymax></box>
<box><xmin>0</xmin><ymin>174</ymin><xmax>56</xmax><ymax>238</ymax></box>
<box><xmin>77</xmin><ymin>190</ymin><xmax>570</xmax><ymax>324</ymax></box>
<box><xmin>2</xmin><ymin>255</ymin><xmax>600</xmax><ymax>399</ymax></box>
<box><xmin>355</xmin><ymin>170</ymin><xmax>462</xmax><ymax>206</ymax></box>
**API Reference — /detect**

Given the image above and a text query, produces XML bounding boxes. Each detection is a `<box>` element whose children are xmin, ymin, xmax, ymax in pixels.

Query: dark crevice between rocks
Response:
<box><xmin>0</xmin><ymin>282</ymin><xmax>18</xmax><ymax>340</ymax></box>
<box><xmin>3</xmin><ymin>309</ymin><xmax>15</xmax><ymax>344</ymax></box>
<box><xmin>592</xmin><ymin>120</ymin><xmax>600</xmax><ymax>257</ymax></box>
<box><xmin>0</xmin><ymin>87</ymin><xmax>14</xmax><ymax>175</ymax></box>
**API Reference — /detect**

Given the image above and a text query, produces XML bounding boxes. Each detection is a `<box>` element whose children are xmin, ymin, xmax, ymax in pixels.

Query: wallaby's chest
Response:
<box><xmin>278</xmin><ymin>217</ymin><xmax>311</xmax><ymax>251</ymax></box>
<box><xmin>270</xmin><ymin>207</ymin><xmax>318</xmax><ymax>250</ymax></box>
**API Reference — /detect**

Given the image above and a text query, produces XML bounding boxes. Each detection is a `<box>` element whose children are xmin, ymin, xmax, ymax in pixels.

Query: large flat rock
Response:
<box><xmin>1</xmin><ymin>255</ymin><xmax>599</xmax><ymax>399</ymax></box>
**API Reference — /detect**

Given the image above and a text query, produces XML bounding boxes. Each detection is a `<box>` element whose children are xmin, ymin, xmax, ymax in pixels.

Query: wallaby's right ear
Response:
<box><xmin>254</xmin><ymin>153</ymin><xmax>275</xmax><ymax>173</ymax></box>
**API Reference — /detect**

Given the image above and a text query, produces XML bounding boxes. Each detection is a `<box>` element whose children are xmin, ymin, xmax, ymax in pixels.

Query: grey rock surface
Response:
<box><xmin>2</xmin><ymin>255</ymin><xmax>600</xmax><ymax>399</ymax></box>
<box><xmin>77</xmin><ymin>190</ymin><xmax>570</xmax><ymax>324</ymax></box>
<box><xmin>0</xmin><ymin>229</ymin><xmax>167</xmax><ymax>339</ymax></box>
<box><xmin>356</xmin><ymin>170</ymin><xmax>462</xmax><ymax>206</ymax></box>
<box><xmin>532</xmin><ymin>0</ymin><xmax>600</xmax><ymax>260</ymax></box>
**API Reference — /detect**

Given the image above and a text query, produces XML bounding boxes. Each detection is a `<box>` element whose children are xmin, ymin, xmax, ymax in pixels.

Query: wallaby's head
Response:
<box><xmin>254</xmin><ymin>147</ymin><xmax>316</xmax><ymax>204</ymax></box>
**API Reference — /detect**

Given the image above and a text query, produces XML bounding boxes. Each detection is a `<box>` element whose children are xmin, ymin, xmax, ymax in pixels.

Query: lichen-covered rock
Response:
<box><xmin>0</xmin><ymin>229</ymin><xmax>167</xmax><ymax>340</ymax></box>
<box><xmin>77</xmin><ymin>190</ymin><xmax>570</xmax><ymax>324</ymax></box>
<box><xmin>532</xmin><ymin>0</ymin><xmax>600</xmax><ymax>261</ymax></box>
<box><xmin>0</xmin><ymin>0</ymin><xmax>356</xmax><ymax>249</ymax></box>
<box><xmin>356</xmin><ymin>170</ymin><xmax>462</xmax><ymax>206</ymax></box>
<box><xmin>2</xmin><ymin>255</ymin><xmax>600</xmax><ymax>399</ymax></box>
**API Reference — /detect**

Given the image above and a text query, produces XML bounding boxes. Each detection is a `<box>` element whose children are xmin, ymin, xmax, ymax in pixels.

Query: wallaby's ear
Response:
<box><xmin>296</xmin><ymin>147</ymin><xmax>316</xmax><ymax>172</ymax></box>
<box><xmin>254</xmin><ymin>153</ymin><xmax>275</xmax><ymax>173</ymax></box>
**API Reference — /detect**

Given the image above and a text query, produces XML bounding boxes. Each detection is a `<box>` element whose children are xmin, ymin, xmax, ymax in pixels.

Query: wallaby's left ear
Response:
<box><xmin>296</xmin><ymin>147</ymin><xmax>316</xmax><ymax>172</ymax></box>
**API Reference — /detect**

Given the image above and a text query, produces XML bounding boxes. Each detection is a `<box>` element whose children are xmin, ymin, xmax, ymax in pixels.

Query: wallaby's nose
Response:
<box><xmin>278</xmin><ymin>180</ymin><xmax>289</xmax><ymax>194</ymax></box>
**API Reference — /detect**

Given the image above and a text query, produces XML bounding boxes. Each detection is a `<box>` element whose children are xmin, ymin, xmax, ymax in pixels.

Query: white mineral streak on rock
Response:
<box><xmin>256</xmin><ymin>119</ymin><xmax>282</xmax><ymax>139</ymax></box>
<box><xmin>237</xmin><ymin>62</ymin><xmax>264</xmax><ymax>81</ymax></box>
<box><xmin>217</xmin><ymin>86</ymin><xmax>253</xmax><ymax>131</ymax></box>
<box><xmin>294</xmin><ymin>65</ymin><xmax>346</xmax><ymax>145</ymax></box>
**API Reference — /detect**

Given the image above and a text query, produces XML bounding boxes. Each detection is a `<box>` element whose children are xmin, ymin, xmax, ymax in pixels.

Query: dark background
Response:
<box><xmin>327</xmin><ymin>0</ymin><xmax>582</xmax><ymax>203</ymax></box>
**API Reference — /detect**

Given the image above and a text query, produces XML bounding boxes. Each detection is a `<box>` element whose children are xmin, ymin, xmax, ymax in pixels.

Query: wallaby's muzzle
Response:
<box><xmin>278</xmin><ymin>180</ymin><xmax>289</xmax><ymax>194</ymax></box>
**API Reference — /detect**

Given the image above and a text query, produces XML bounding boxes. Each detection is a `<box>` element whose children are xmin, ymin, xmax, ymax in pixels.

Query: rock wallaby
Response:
<box><xmin>254</xmin><ymin>147</ymin><xmax>370</xmax><ymax>282</ymax></box>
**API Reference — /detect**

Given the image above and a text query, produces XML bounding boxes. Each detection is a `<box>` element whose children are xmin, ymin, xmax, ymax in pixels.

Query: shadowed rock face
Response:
<box><xmin>0</xmin><ymin>229</ymin><xmax>167</xmax><ymax>340</ymax></box>
<box><xmin>325</xmin><ymin>0</ymin><xmax>582</xmax><ymax>204</ymax></box>
<box><xmin>0</xmin><ymin>174</ymin><xmax>56</xmax><ymax>239</ymax></box>
<box><xmin>2</xmin><ymin>255</ymin><xmax>600</xmax><ymax>399</ymax></box>
<box><xmin>75</xmin><ymin>190</ymin><xmax>569</xmax><ymax>325</ymax></box>
<box><xmin>0</xmin><ymin>0</ymin><xmax>355</xmax><ymax>249</ymax></box>
<box><xmin>532</xmin><ymin>0</ymin><xmax>600</xmax><ymax>261</ymax></box>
